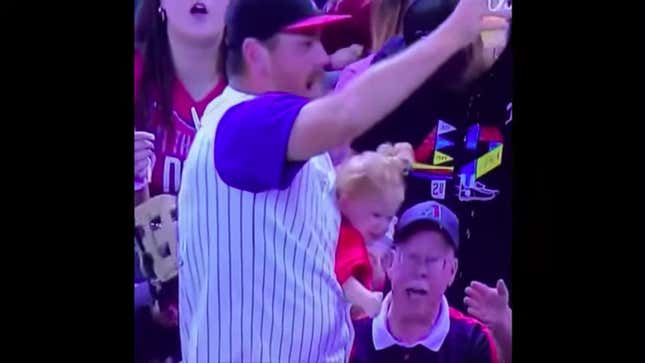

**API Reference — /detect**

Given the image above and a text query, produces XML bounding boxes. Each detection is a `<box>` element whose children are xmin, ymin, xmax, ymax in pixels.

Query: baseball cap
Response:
<box><xmin>225</xmin><ymin>0</ymin><xmax>351</xmax><ymax>49</ymax></box>
<box><xmin>403</xmin><ymin>0</ymin><xmax>458</xmax><ymax>45</ymax></box>
<box><xmin>395</xmin><ymin>200</ymin><xmax>460</xmax><ymax>249</ymax></box>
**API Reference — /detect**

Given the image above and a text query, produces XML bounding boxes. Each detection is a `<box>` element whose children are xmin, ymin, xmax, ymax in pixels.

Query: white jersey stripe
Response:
<box><xmin>259</xmin><ymin>190</ymin><xmax>277</xmax><ymax>362</ymax></box>
<box><xmin>195</xmin><ymin>139</ymin><xmax>208</xmax><ymax>281</ymax></box>
<box><xmin>294</xmin><ymin>166</ymin><xmax>312</xmax><ymax>363</ymax></box>
<box><xmin>227</xmin><ymin>187</ymin><xmax>239</xmax><ymax>359</ymax></box>
<box><xmin>311</xmin><ymin>240</ymin><xmax>324</xmax><ymax>363</ymax></box>
<box><xmin>267</xmin><ymin>190</ymin><xmax>278</xmax><ymax>360</ymax></box>
<box><xmin>311</xmin><ymin>187</ymin><xmax>322</xmax><ymax>363</ymax></box>
<box><xmin>193</xmin><ymin>141</ymin><xmax>206</xmax><ymax>287</ymax></box>
<box><xmin>226</xmin><ymin>189</ymin><xmax>235</xmax><ymax>358</ymax></box>
<box><xmin>202</xmin><ymin>138</ymin><xmax>213</xmax><ymax>363</ymax></box>
<box><xmin>239</xmin><ymin>190</ymin><xmax>252</xmax><ymax>361</ymax></box>
<box><xmin>278</xmin><ymin>182</ymin><xmax>298</xmax><ymax>360</ymax></box>
<box><xmin>256</xmin><ymin>192</ymin><xmax>265</xmax><ymax>362</ymax></box>
<box><xmin>196</xmin><ymin>133</ymin><xmax>209</xmax><ymax>363</ymax></box>
<box><xmin>248</xmin><ymin>192</ymin><xmax>257</xmax><ymax>360</ymax></box>
<box><xmin>281</xmin><ymin>186</ymin><xmax>297</xmax><ymax>361</ymax></box>
<box><xmin>283</xmin><ymin>173</ymin><xmax>304</xmax><ymax>361</ymax></box>
<box><xmin>305</xmin><ymin>166</ymin><xmax>322</xmax><ymax>362</ymax></box>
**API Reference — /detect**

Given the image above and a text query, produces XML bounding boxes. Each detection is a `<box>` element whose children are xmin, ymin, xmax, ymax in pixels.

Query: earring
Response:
<box><xmin>158</xmin><ymin>6</ymin><xmax>166</xmax><ymax>23</ymax></box>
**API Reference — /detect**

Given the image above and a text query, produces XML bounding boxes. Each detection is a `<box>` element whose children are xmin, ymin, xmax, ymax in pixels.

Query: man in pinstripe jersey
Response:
<box><xmin>176</xmin><ymin>0</ymin><xmax>510</xmax><ymax>362</ymax></box>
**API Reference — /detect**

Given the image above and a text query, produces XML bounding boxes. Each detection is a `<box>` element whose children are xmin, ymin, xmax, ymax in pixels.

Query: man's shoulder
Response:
<box><xmin>232</xmin><ymin>91</ymin><xmax>309</xmax><ymax>113</ymax></box>
<box><xmin>207</xmin><ymin>89</ymin><xmax>312</xmax><ymax>193</ymax></box>
<box><xmin>447</xmin><ymin>307</ymin><xmax>497</xmax><ymax>360</ymax></box>
<box><xmin>201</xmin><ymin>87</ymin><xmax>254</xmax><ymax>127</ymax></box>
<box><xmin>204</xmin><ymin>90</ymin><xmax>309</xmax><ymax>128</ymax></box>
<box><xmin>448</xmin><ymin>307</ymin><xmax>488</xmax><ymax>334</ymax></box>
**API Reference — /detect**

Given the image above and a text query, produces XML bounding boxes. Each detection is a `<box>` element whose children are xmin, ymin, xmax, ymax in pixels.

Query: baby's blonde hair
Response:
<box><xmin>336</xmin><ymin>142</ymin><xmax>414</xmax><ymax>203</ymax></box>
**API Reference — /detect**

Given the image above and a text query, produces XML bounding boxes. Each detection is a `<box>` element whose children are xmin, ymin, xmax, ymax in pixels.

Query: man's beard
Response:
<box><xmin>306</xmin><ymin>70</ymin><xmax>327</xmax><ymax>98</ymax></box>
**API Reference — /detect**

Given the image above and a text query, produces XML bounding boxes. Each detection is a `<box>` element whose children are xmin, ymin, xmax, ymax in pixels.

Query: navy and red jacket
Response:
<box><xmin>350</xmin><ymin>308</ymin><xmax>499</xmax><ymax>363</ymax></box>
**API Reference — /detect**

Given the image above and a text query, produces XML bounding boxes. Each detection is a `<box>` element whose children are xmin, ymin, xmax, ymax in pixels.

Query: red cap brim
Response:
<box><xmin>282</xmin><ymin>14</ymin><xmax>352</xmax><ymax>33</ymax></box>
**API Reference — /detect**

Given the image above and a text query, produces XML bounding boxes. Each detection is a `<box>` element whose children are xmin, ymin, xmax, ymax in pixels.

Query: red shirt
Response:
<box><xmin>134</xmin><ymin>51</ymin><xmax>227</xmax><ymax>197</ymax></box>
<box><xmin>335</xmin><ymin>217</ymin><xmax>373</xmax><ymax>289</ymax></box>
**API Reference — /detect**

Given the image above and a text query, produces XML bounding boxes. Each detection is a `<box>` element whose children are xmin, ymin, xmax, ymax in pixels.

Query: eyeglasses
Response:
<box><xmin>395</xmin><ymin>250</ymin><xmax>447</xmax><ymax>272</ymax></box>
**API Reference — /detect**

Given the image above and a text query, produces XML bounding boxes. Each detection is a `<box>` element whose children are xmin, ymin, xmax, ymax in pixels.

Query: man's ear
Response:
<box><xmin>242</xmin><ymin>38</ymin><xmax>271</xmax><ymax>76</ymax></box>
<box><xmin>447</xmin><ymin>258</ymin><xmax>459</xmax><ymax>287</ymax></box>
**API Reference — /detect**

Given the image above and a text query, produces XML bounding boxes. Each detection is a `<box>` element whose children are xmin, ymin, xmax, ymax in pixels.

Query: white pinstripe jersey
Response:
<box><xmin>177</xmin><ymin>87</ymin><xmax>353</xmax><ymax>363</ymax></box>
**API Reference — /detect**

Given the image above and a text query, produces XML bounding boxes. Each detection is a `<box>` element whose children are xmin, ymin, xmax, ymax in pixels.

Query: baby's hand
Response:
<box><xmin>363</xmin><ymin>291</ymin><xmax>383</xmax><ymax>318</ymax></box>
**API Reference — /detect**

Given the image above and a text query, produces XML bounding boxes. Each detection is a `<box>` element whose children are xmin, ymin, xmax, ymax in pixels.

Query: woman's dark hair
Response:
<box><xmin>134</xmin><ymin>0</ymin><xmax>174</xmax><ymax>133</ymax></box>
<box><xmin>135</xmin><ymin>0</ymin><xmax>227</xmax><ymax>133</ymax></box>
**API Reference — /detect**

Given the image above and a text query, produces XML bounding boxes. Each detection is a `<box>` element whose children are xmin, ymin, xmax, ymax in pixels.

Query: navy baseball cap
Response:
<box><xmin>395</xmin><ymin>200</ymin><xmax>460</xmax><ymax>249</ymax></box>
<box><xmin>225</xmin><ymin>0</ymin><xmax>351</xmax><ymax>49</ymax></box>
<box><xmin>403</xmin><ymin>0</ymin><xmax>458</xmax><ymax>45</ymax></box>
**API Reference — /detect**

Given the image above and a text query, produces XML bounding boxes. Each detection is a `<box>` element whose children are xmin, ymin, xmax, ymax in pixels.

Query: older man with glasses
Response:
<box><xmin>351</xmin><ymin>200</ymin><xmax>499</xmax><ymax>363</ymax></box>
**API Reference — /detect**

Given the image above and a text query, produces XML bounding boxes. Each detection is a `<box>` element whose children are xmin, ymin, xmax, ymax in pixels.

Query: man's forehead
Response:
<box><xmin>399</xmin><ymin>230</ymin><xmax>451</xmax><ymax>251</ymax></box>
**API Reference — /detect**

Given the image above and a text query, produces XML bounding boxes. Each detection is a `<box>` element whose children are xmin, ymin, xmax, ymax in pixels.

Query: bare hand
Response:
<box><xmin>363</xmin><ymin>291</ymin><xmax>383</xmax><ymax>318</ymax></box>
<box><xmin>330</xmin><ymin>44</ymin><xmax>365</xmax><ymax>70</ymax></box>
<box><xmin>464</xmin><ymin>279</ymin><xmax>511</xmax><ymax>331</ymax></box>
<box><xmin>134</xmin><ymin>131</ymin><xmax>155</xmax><ymax>180</ymax></box>
<box><xmin>367</xmin><ymin>249</ymin><xmax>386</xmax><ymax>291</ymax></box>
<box><xmin>445</xmin><ymin>0</ymin><xmax>512</xmax><ymax>47</ymax></box>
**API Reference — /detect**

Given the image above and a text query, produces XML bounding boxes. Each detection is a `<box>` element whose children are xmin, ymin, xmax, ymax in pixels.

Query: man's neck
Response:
<box><xmin>168</xmin><ymin>30</ymin><xmax>222</xmax><ymax>101</ymax></box>
<box><xmin>228</xmin><ymin>75</ymin><xmax>274</xmax><ymax>96</ymax></box>
<box><xmin>387</xmin><ymin>297</ymin><xmax>441</xmax><ymax>344</ymax></box>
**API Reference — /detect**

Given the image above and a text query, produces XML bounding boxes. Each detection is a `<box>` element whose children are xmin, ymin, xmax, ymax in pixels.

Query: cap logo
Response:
<box><xmin>422</xmin><ymin>204</ymin><xmax>441</xmax><ymax>219</ymax></box>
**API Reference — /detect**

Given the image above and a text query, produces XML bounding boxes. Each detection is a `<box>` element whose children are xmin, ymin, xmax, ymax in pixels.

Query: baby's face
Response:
<box><xmin>340</xmin><ymin>192</ymin><xmax>400</xmax><ymax>243</ymax></box>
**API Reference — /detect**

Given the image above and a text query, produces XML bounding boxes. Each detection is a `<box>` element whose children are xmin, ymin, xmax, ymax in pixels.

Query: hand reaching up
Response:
<box><xmin>464</xmin><ymin>279</ymin><xmax>511</xmax><ymax>331</ymax></box>
<box><xmin>444</xmin><ymin>0</ymin><xmax>512</xmax><ymax>48</ymax></box>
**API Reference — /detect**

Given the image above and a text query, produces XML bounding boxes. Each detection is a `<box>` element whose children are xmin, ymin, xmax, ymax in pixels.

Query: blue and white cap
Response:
<box><xmin>395</xmin><ymin>200</ymin><xmax>460</xmax><ymax>249</ymax></box>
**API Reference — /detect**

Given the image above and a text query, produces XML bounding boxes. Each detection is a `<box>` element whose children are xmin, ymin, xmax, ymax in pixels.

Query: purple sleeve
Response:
<box><xmin>214</xmin><ymin>93</ymin><xmax>309</xmax><ymax>193</ymax></box>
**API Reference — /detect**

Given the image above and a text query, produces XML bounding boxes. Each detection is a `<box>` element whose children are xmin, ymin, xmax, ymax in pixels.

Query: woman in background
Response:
<box><xmin>134</xmin><ymin>0</ymin><xmax>228</xmax><ymax>202</ymax></box>
<box><xmin>133</xmin><ymin>1</ymin><xmax>229</xmax><ymax>362</ymax></box>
